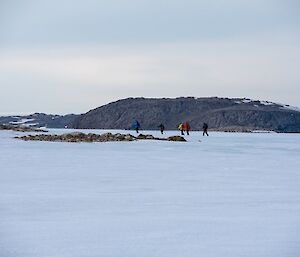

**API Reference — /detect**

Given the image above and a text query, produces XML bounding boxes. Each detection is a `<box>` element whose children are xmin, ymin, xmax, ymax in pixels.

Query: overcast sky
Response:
<box><xmin>0</xmin><ymin>0</ymin><xmax>299</xmax><ymax>114</ymax></box>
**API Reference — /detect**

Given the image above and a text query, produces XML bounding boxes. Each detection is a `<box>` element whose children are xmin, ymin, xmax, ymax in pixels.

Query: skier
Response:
<box><xmin>183</xmin><ymin>122</ymin><xmax>191</xmax><ymax>135</ymax></box>
<box><xmin>203</xmin><ymin>122</ymin><xmax>209</xmax><ymax>136</ymax></box>
<box><xmin>158</xmin><ymin>123</ymin><xmax>165</xmax><ymax>134</ymax></box>
<box><xmin>132</xmin><ymin>120</ymin><xmax>141</xmax><ymax>133</ymax></box>
<box><xmin>178</xmin><ymin>123</ymin><xmax>184</xmax><ymax>135</ymax></box>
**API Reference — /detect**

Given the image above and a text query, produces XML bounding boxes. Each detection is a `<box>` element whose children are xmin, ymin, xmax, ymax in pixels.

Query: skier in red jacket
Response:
<box><xmin>182</xmin><ymin>122</ymin><xmax>191</xmax><ymax>135</ymax></box>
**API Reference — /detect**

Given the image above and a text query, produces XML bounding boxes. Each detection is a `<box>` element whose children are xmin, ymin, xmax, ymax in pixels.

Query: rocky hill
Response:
<box><xmin>72</xmin><ymin>97</ymin><xmax>300</xmax><ymax>132</ymax></box>
<box><xmin>1</xmin><ymin>97</ymin><xmax>300</xmax><ymax>132</ymax></box>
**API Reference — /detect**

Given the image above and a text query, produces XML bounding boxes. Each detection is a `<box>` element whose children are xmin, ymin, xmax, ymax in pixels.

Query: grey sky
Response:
<box><xmin>0</xmin><ymin>0</ymin><xmax>299</xmax><ymax>114</ymax></box>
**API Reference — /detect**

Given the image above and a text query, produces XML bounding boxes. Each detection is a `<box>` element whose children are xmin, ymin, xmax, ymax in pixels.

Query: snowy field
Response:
<box><xmin>1</xmin><ymin>129</ymin><xmax>300</xmax><ymax>257</ymax></box>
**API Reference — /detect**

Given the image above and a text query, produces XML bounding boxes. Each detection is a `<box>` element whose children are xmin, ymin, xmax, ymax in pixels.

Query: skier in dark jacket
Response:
<box><xmin>132</xmin><ymin>120</ymin><xmax>141</xmax><ymax>133</ymax></box>
<box><xmin>203</xmin><ymin>123</ymin><xmax>209</xmax><ymax>136</ymax></box>
<box><xmin>158</xmin><ymin>123</ymin><xmax>165</xmax><ymax>134</ymax></box>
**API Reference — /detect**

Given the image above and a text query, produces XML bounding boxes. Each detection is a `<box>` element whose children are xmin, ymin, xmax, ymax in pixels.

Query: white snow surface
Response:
<box><xmin>259</xmin><ymin>100</ymin><xmax>300</xmax><ymax>112</ymax></box>
<box><xmin>241</xmin><ymin>99</ymin><xmax>252</xmax><ymax>103</ymax></box>
<box><xmin>9</xmin><ymin>118</ymin><xmax>35</xmax><ymax>125</ymax></box>
<box><xmin>234</xmin><ymin>99</ymin><xmax>254</xmax><ymax>104</ymax></box>
<box><xmin>281</xmin><ymin>105</ymin><xmax>300</xmax><ymax>112</ymax></box>
<box><xmin>1</xmin><ymin>129</ymin><xmax>300</xmax><ymax>257</ymax></box>
<box><xmin>260</xmin><ymin>100</ymin><xmax>275</xmax><ymax>106</ymax></box>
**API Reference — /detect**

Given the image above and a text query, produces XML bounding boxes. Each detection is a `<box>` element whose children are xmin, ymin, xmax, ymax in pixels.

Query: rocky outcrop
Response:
<box><xmin>15</xmin><ymin>132</ymin><xmax>186</xmax><ymax>143</ymax></box>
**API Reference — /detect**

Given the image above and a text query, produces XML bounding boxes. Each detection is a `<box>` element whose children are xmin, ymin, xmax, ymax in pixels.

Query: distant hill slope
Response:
<box><xmin>72</xmin><ymin>97</ymin><xmax>300</xmax><ymax>132</ymax></box>
<box><xmin>0</xmin><ymin>113</ymin><xmax>77</xmax><ymax>129</ymax></box>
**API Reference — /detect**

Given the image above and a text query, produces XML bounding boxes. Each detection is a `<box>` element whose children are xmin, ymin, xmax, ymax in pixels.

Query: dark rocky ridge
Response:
<box><xmin>73</xmin><ymin>97</ymin><xmax>300</xmax><ymax>132</ymax></box>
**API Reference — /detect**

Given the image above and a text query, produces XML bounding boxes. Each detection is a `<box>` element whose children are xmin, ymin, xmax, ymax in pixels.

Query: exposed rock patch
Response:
<box><xmin>15</xmin><ymin>132</ymin><xmax>186</xmax><ymax>143</ymax></box>
<box><xmin>16</xmin><ymin>132</ymin><xmax>135</xmax><ymax>142</ymax></box>
<box><xmin>0</xmin><ymin>124</ymin><xmax>48</xmax><ymax>133</ymax></box>
<box><xmin>167</xmin><ymin>136</ymin><xmax>187</xmax><ymax>142</ymax></box>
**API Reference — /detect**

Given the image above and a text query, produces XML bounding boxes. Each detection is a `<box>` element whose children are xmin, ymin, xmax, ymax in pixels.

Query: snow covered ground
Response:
<box><xmin>1</xmin><ymin>129</ymin><xmax>300</xmax><ymax>257</ymax></box>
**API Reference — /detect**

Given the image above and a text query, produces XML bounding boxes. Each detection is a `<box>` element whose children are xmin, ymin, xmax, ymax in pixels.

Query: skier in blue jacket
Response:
<box><xmin>132</xmin><ymin>120</ymin><xmax>141</xmax><ymax>133</ymax></box>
